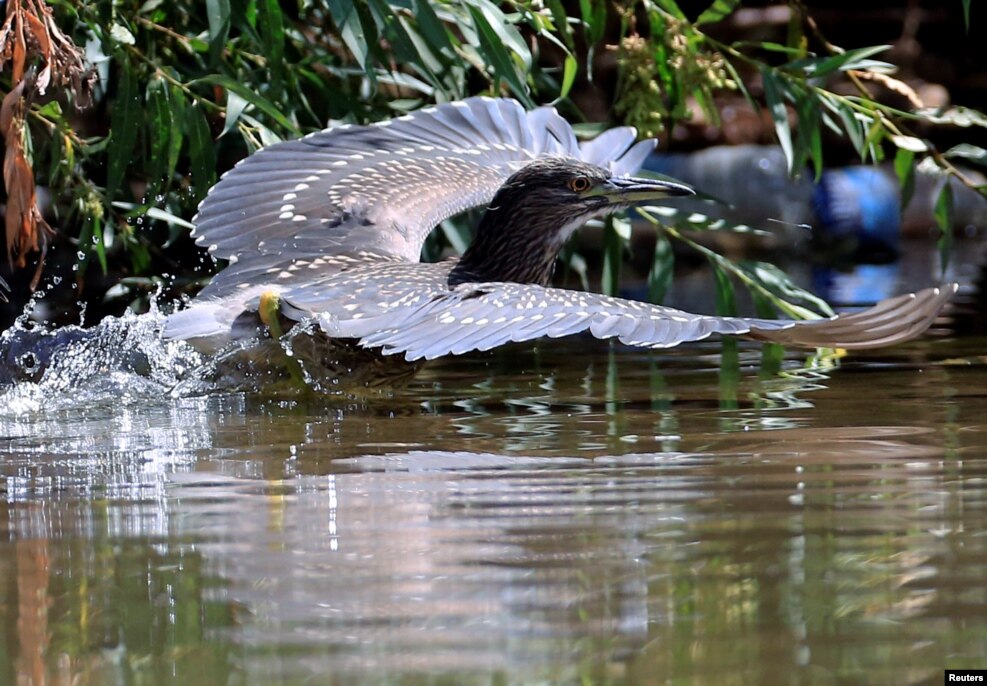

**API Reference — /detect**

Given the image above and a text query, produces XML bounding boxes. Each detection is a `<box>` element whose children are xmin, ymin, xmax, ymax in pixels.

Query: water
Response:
<box><xmin>0</xmin><ymin>248</ymin><xmax>986</xmax><ymax>684</ymax></box>
<box><xmin>0</xmin><ymin>324</ymin><xmax>985</xmax><ymax>684</ymax></box>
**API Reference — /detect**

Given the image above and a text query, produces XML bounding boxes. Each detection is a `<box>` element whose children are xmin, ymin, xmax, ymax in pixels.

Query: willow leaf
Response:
<box><xmin>761</xmin><ymin>68</ymin><xmax>794</xmax><ymax>173</ymax></box>
<box><xmin>935</xmin><ymin>182</ymin><xmax>954</xmax><ymax>275</ymax></box>
<box><xmin>893</xmin><ymin>148</ymin><xmax>915</xmax><ymax>211</ymax></box>
<box><xmin>186</xmin><ymin>105</ymin><xmax>216</xmax><ymax>202</ymax></box>
<box><xmin>696</xmin><ymin>0</ymin><xmax>740</xmax><ymax>25</ymax></box>
<box><xmin>106</xmin><ymin>63</ymin><xmax>139</xmax><ymax>201</ymax></box>
<box><xmin>647</xmin><ymin>232</ymin><xmax>674</xmax><ymax>303</ymax></box>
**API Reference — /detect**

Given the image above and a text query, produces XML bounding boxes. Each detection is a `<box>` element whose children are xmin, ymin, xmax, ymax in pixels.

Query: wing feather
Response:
<box><xmin>748</xmin><ymin>286</ymin><xmax>954</xmax><ymax>348</ymax></box>
<box><xmin>580</xmin><ymin>127</ymin><xmax>636</xmax><ymax>166</ymax></box>
<box><xmin>191</xmin><ymin>97</ymin><xmax>654</xmax><ymax>302</ymax></box>
<box><xmin>352</xmin><ymin>283</ymin><xmax>953</xmax><ymax>361</ymax></box>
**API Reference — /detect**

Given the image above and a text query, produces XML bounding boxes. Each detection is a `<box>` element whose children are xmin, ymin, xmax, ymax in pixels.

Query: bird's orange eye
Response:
<box><xmin>568</xmin><ymin>176</ymin><xmax>591</xmax><ymax>192</ymax></box>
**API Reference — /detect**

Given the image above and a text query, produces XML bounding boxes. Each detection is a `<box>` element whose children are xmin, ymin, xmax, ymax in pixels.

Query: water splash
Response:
<box><xmin>0</xmin><ymin>302</ymin><xmax>204</xmax><ymax>415</ymax></box>
<box><xmin>0</xmin><ymin>296</ymin><xmax>399</xmax><ymax>409</ymax></box>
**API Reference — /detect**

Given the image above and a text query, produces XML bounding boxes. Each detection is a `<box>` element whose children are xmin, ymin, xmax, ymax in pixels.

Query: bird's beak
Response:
<box><xmin>594</xmin><ymin>175</ymin><xmax>694</xmax><ymax>203</ymax></box>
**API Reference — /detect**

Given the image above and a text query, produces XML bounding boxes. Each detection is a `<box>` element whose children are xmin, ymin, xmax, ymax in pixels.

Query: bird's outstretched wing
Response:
<box><xmin>346</xmin><ymin>283</ymin><xmax>955</xmax><ymax>360</ymax></box>
<box><xmin>192</xmin><ymin>97</ymin><xmax>653</xmax><ymax>300</ymax></box>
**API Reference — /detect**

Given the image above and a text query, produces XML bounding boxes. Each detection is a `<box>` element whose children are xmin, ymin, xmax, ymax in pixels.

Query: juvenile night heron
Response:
<box><xmin>164</xmin><ymin>97</ymin><xmax>953</xmax><ymax>373</ymax></box>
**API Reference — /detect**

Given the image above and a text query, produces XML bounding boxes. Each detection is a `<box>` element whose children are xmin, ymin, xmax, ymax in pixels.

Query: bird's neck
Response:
<box><xmin>447</xmin><ymin>203</ymin><xmax>569</xmax><ymax>288</ymax></box>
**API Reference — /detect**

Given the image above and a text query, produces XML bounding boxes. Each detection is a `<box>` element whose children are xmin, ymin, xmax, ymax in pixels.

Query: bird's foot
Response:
<box><xmin>257</xmin><ymin>290</ymin><xmax>307</xmax><ymax>387</ymax></box>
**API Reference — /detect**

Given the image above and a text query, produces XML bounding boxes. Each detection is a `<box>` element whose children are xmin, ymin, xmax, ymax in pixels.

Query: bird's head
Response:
<box><xmin>449</xmin><ymin>157</ymin><xmax>694</xmax><ymax>287</ymax></box>
<box><xmin>493</xmin><ymin>157</ymin><xmax>693</xmax><ymax>224</ymax></box>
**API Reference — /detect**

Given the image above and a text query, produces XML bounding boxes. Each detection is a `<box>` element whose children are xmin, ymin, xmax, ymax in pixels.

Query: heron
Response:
<box><xmin>163</xmin><ymin>97</ymin><xmax>953</xmax><ymax>382</ymax></box>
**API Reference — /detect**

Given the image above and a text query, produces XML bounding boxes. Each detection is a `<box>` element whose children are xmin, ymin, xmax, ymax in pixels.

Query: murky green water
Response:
<box><xmin>0</xmin><ymin>317</ymin><xmax>985</xmax><ymax>685</ymax></box>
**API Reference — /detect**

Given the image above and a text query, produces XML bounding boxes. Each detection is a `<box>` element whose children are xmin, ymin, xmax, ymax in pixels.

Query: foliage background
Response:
<box><xmin>0</xmin><ymin>0</ymin><xmax>983</xmax><ymax>328</ymax></box>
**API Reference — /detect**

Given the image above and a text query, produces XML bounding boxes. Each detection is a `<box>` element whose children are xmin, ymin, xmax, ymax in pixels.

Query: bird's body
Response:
<box><xmin>164</xmin><ymin>97</ymin><xmax>953</xmax><ymax>383</ymax></box>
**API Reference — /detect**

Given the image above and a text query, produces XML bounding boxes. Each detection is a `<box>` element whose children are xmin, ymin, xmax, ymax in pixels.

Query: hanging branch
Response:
<box><xmin>0</xmin><ymin>0</ymin><xmax>93</xmax><ymax>289</ymax></box>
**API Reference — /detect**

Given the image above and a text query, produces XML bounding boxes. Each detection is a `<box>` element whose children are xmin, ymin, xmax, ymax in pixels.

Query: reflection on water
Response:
<box><xmin>0</xmin><ymin>333</ymin><xmax>985</xmax><ymax>685</ymax></box>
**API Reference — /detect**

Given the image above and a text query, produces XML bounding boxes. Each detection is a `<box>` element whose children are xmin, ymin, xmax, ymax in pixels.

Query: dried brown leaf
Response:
<box><xmin>22</xmin><ymin>10</ymin><xmax>50</xmax><ymax>92</ymax></box>
<box><xmin>12</xmin><ymin>1</ymin><xmax>26</xmax><ymax>83</ymax></box>
<box><xmin>853</xmin><ymin>70</ymin><xmax>925</xmax><ymax>110</ymax></box>
<box><xmin>0</xmin><ymin>0</ymin><xmax>89</xmax><ymax>286</ymax></box>
<box><xmin>2</xmin><ymin>77</ymin><xmax>52</xmax><ymax>280</ymax></box>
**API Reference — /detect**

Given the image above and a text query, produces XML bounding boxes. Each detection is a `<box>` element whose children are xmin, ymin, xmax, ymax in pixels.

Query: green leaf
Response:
<box><xmin>787</xmin><ymin>45</ymin><xmax>892</xmax><ymax>78</ymax></box>
<box><xmin>785</xmin><ymin>8</ymin><xmax>807</xmax><ymax>61</ymax></box>
<box><xmin>94</xmin><ymin>218</ymin><xmax>109</xmax><ymax>274</ymax></box>
<box><xmin>943</xmin><ymin>143</ymin><xmax>987</xmax><ymax>167</ymax></box>
<box><xmin>647</xmin><ymin>232</ymin><xmax>674</xmax><ymax>303</ymax></box>
<box><xmin>601</xmin><ymin>219</ymin><xmax>624</xmax><ymax>297</ymax></box>
<box><xmin>166</xmin><ymin>83</ymin><xmax>185</xmax><ymax>187</ymax></box>
<box><xmin>579</xmin><ymin>0</ymin><xmax>608</xmax><ymax>45</ymax></box>
<box><xmin>327</xmin><ymin>0</ymin><xmax>376</xmax><ymax>83</ymax></box>
<box><xmin>106</xmin><ymin>61</ymin><xmax>139</xmax><ymax>201</ymax></box>
<box><xmin>112</xmin><ymin>202</ymin><xmax>196</xmax><ymax>230</ymax></box>
<box><xmin>916</xmin><ymin>106</ymin><xmax>987</xmax><ymax>129</ymax></box>
<box><xmin>893</xmin><ymin>148</ymin><xmax>916</xmax><ymax>211</ymax></box>
<box><xmin>240</xmin><ymin>113</ymin><xmax>282</xmax><ymax>149</ymax></box>
<box><xmin>651</xmin><ymin>213</ymin><xmax>831</xmax><ymax>321</ymax></box>
<box><xmin>413</xmin><ymin>0</ymin><xmax>456</xmax><ymax>56</ymax></box>
<box><xmin>390</xmin><ymin>13</ymin><xmax>444</xmax><ymax>89</ymax></box>
<box><xmin>365</xmin><ymin>1</ymin><xmax>427</xmax><ymax>70</ymax></box>
<box><xmin>438</xmin><ymin>218</ymin><xmax>470</xmax><ymax>254</ymax></box>
<box><xmin>466</xmin><ymin>4</ymin><xmax>532</xmax><ymax>104</ymax></box>
<box><xmin>934</xmin><ymin>182</ymin><xmax>953</xmax><ymax>275</ymax></box>
<box><xmin>710</xmin><ymin>261</ymin><xmax>736</xmax><ymax>317</ymax></box>
<box><xmin>559</xmin><ymin>53</ymin><xmax>577</xmax><ymax>100</ymax></box>
<box><xmin>191</xmin><ymin>74</ymin><xmax>297</xmax><ymax>133</ymax></box>
<box><xmin>221</xmin><ymin>89</ymin><xmax>249</xmax><ymax>137</ymax></box>
<box><xmin>751</xmin><ymin>290</ymin><xmax>784</xmax><ymax>374</ymax></box>
<box><xmin>145</xmin><ymin>78</ymin><xmax>172</xmax><ymax>189</ymax></box>
<box><xmin>186</xmin><ymin>104</ymin><xmax>216</xmax><ymax>202</ymax></box>
<box><xmin>795</xmin><ymin>89</ymin><xmax>823</xmax><ymax>180</ymax></box>
<box><xmin>962</xmin><ymin>0</ymin><xmax>971</xmax><ymax>30</ymax></box>
<box><xmin>761</xmin><ymin>68</ymin><xmax>794</xmax><ymax>173</ymax></box>
<box><xmin>562</xmin><ymin>249</ymin><xmax>590</xmax><ymax>291</ymax></box>
<box><xmin>206</xmin><ymin>0</ymin><xmax>231</xmax><ymax>65</ymax></box>
<box><xmin>637</xmin><ymin>205</ymin><xmax>771</xmax><ymax>237</ymax></box>
<box><xmin>546</xmin><ymin>0</ymin><xmax>575</xmax><ymax>49</ymax></box>
<box><xmin>82</xmin><ymin>216</ymin><xmax>108</xmax><ymax>275</ymax></box>
<box><xmin>738</xmin><ymin>262</ymin><xmax>833</xmax><ymax>317</ymax></box>
<box><xmin>612</xmin><ymin>214</ymin><xmax>632</xmax><ymax>241</ymax></box>
<box><xmin>258</xmin><ymin>0</ymin><xmax>285</xmax><ymax>96</ymax></box>
<box><xmin>721</xmin><ymin>58</ymin><xmax>755</xmax><ymax>108</ymax></box>
<box><xmin>823</xmin><ymin>95</ymin><xmax>866</xmax><ymax>157</ymax></box>
<box><xmin>751</xmin><ymin>289</ymin><xmax>777</xmax><ymax>319</ymax></box>
<box><xmin>652</xmin><ymin>0</ymin><xmax>686</xmax><ymax>19</ymax></box>
<box><xmin>696</xmin><ymin>0</ymin><xmax>740</xmax><ymax>25</ymax></box>
<box><xmin>35</xmin><ymin>100</ymin><xmax>63</xmax><ymax>118</ymax></box>
<box><xmin>732</xmin><ymin>41</ymin><xmax>805</xmax><ymax>56</ymax></box>
<box><xmin>863</xmin><ymin>116</ymin><xmax>886</xmax><ymax>163</ymax></box>
<box><xmin>465</xmin><ymin>0</ymin><xmax>531</xmax><ymax>63</ymax></box>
